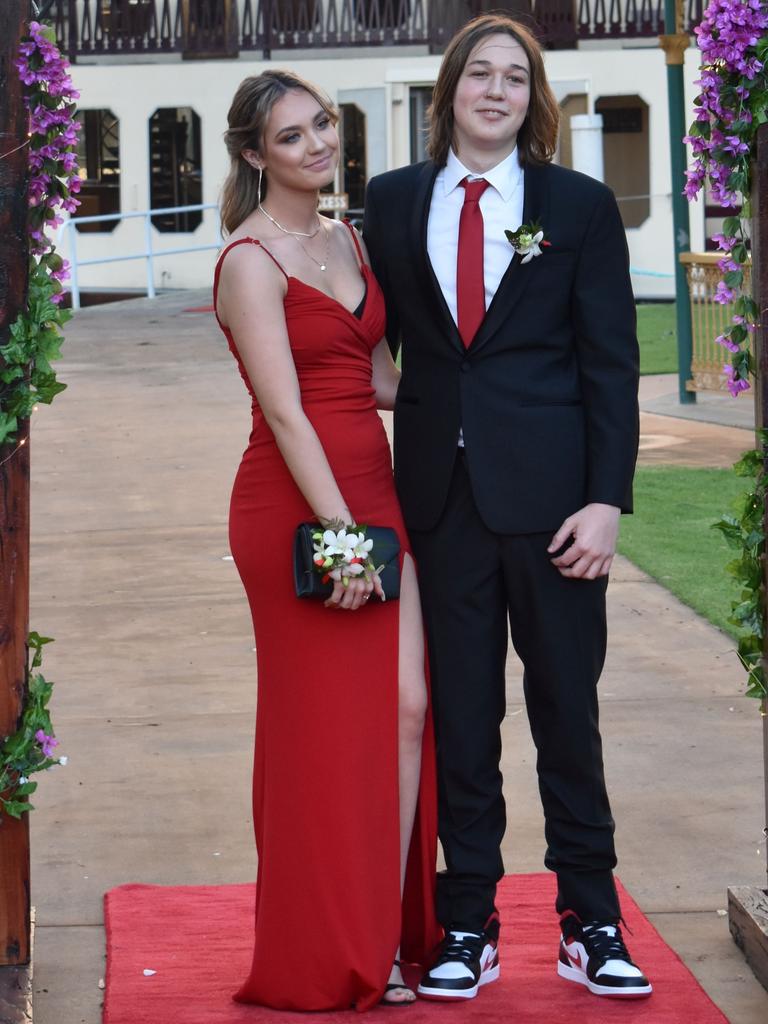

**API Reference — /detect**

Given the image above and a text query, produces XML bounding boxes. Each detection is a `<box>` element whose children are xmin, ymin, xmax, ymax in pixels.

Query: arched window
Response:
<box><xmin>340</xmin><ymin>103</ymin><xmax>367</xmax><ymax>214</ymax></box>
<box><xmin>74</xmin><ymin>109</ymin><xmax>121</xmax><ymax>233</ymax></box>
<box><xmin>148</xmin><ymin>107</ymin><xmax>203</xmax><ymax>232</ymax></box>
<box><xmin>595</xmin><ymin>95</ymin><xmax>650</xmax><ymax>229</ymax></box>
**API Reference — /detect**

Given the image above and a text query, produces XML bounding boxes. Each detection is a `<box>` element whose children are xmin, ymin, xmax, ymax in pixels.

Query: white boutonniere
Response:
<box><xmin>504</xmin><ymin>221</ymin><xmax>551</xmax><ymax>264</ymax></box>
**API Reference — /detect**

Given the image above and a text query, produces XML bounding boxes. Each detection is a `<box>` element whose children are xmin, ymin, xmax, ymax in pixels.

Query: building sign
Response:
<box><xmin>318</xmin><ymin>193</ymin><xmax>349</xmax><ymax>212</ymax></box>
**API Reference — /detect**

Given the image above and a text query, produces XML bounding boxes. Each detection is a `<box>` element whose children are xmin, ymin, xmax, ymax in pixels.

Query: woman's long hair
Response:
<box><xmin>427</xmin><ymin>15</ymin><xmax>560</xmax><ymax>167</ymax></box>
<box><xmin>220</xmin><ymin>70</ymin><xmax>338</xmax><ymax>236</ymax></box>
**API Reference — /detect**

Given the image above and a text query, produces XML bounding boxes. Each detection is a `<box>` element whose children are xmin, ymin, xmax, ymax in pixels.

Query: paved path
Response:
<box><xmin>24</xmin><ymin>292</ymin><xmax>768</xmax><ymax>1023</ymax></box>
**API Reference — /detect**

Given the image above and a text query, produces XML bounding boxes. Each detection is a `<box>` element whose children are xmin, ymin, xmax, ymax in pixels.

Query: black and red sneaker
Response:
<box><xmin>417</xmin><ymin>916</ymin><xmax>500</xmax><ymax>1001</ymax></box>
<box><xmin>557</xmin><ymin>911</ymin><xmax>652</xmax><ymax>998</ymax></box>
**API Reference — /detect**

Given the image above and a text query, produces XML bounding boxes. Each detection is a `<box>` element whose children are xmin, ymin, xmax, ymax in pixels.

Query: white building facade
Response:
<box><xmin>52</xmin><ymin>0</ymin><xmax>711</xmax><ymax>300</ymax></box>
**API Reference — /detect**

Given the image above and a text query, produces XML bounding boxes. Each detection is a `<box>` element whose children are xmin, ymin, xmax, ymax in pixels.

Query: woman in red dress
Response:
<box><xmin>213</xmin><ymin>70</ymin><xmax>441</xmax><ymax>1010</ymax></box>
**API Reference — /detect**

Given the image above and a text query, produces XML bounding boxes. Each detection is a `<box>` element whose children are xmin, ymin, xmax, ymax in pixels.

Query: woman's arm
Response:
<box><xmin>219</xmin><ymin>245</ymin><xmax>351</xmax><ymax>523</ymax></box>
<box><xmin>218</xmin><ymin>244</ymin><xmax>381</xmax><ymax>608</ymax></box>
<box><xmin>371</xmin><ymin>338</ymin><xmax>400</xmax><ymax>411</ymax></box>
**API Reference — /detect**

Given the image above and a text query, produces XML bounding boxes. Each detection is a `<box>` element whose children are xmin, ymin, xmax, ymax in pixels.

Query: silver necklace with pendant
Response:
<box><xmin>293</xmin><ymin>220</ymin><xmax>330</xmax><ymax>272</ymax></box>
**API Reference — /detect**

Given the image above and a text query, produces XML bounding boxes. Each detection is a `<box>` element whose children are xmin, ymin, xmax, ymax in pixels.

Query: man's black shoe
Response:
<box><xmin>417</xmin><ymin>917</ymin><xmax>500</xmax><ymax>1001</ymax></box>
<box><xmin>557</xmin><ymin>911</ymin><xmax>652</xmax><ymax>998</ymax></box>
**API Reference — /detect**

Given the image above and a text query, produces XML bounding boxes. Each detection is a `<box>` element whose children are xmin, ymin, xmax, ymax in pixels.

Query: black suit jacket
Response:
<box><xmin>363</xmin><ymin>159</ymin><xmax>640</xmax><ymax>535</ymax></box>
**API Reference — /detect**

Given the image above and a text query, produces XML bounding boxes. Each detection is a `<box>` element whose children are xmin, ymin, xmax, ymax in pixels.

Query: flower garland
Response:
<box><xmin>684</xmin><ymin>0</ymin><xmax>768</xmax><ymax>397</ymax></box>
<box><xmin>0</xmin><ymin>20</ymin><xmax>75</xmax><ymax>818</ymax></box>
<box><xmin>684</xmin><ymin>1</ymin><xmax>768</xmax><ymax>705</ymax></box>
<box><xmin>714</xmin><ymin>436</ymin><xmax>767</xmax><ymax>701</ymax></box>
<box><xmin>0</xmin><ymin>634</ymin><xmax>66</xmax><ymax>819</ymax></box>
<box><xmin>0</xmin><ymin>20</ymin><xmax>80</xmax><ymax>447</ymax></box>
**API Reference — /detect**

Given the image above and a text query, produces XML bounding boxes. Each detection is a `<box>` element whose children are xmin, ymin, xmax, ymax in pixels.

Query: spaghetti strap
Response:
<box><xmin>213</xmin><ymin>237</ymin><xmax>288</xmax><ymax>326</ymax></box>
<box><xmin>216</xmin><ymin>236</ymin><xmax>289</xmax><ymax>281</ymax></box>
<box><xmin>342</xmin><ymin>219</ymin><xmax>365</xmax><ymax>270</ymax></box>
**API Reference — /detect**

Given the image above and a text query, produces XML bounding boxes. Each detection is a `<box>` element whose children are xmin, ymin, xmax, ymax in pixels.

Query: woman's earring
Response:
<box><xmin>257</xmin><ymin>166</ymin><xmax>263</xmax><ymax>209</ymax></box>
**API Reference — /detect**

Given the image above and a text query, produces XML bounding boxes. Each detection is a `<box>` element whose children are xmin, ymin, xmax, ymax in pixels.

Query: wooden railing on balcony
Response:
<box><xmin>49</xmin><ymin>0</ymin><xmax>704</xmax><ymax>59</ymax></box>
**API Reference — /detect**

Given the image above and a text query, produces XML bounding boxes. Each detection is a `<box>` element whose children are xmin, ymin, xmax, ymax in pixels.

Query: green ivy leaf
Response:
<box><xmin>0</xmin><ymin>415</ymin><xmax>19</xmax><ymax>446</ymax></box>
<box><xmin>730</xmin><ymin>324</ymin><xmax>748</xmax><ymax>345</ymax></box>
<box><xmin>34</xmin><ymin>378</ymin><xmax>67</xmax><ymax>404</ymax></box>
<box><xmin>0</xmin><ymin>800</ymin><xmax>32</xmax><ymax>819</ymax></box>
<box><xmin>732</xmin><ymin>243</ymin><xmax>749</xmax><ymax>264</ymax></box>
<box><xmin>13</xmin><ymin>782</ymin><xmax>38</xmax><ymax>797</ymax></box>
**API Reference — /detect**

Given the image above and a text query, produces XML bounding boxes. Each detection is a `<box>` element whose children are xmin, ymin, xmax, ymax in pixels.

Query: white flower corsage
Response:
<box><xmin>505</xmin><ymin>221</ymin><xmax>551</xmax><ymax>264</ymax></box>
<box><xmin>312</xmin><ymin>526</ymin><xmax>379</xmax><ymax>586</ymax></box>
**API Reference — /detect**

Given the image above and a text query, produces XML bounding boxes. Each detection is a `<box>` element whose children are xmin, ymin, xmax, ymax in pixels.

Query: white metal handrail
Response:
<box><xmin>59</xmin><ymin>203</ymin><xmax>223</xmax><ymax>310</ymax></box>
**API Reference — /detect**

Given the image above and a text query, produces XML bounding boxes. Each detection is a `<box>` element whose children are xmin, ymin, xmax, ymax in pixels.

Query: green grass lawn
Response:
<box><xmin>617</xmin><ymin>466</ymin><xmax>750</xmax><ymax>638</ymax></box>
<box><xmin>636</xmin><ymin>302</ymin><xmax>677</xmax><ymax>376</ymax></box>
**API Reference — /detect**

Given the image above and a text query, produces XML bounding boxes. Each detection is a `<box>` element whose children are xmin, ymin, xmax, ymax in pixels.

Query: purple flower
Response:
<box><xmin>50</xmin><ymin>259</ymin><xmax>71</xmax><ymax>283</ymax></box>
<box><xmin>35</xmin><ymin>729</ymin><xmax>59</xmax><ymax>757</ymax></box>
<box><xmin>711</xmin><ymin>233</ymin><xmax>737</xmax><ymax>251</ymax></box>
<box><xmin>715</xmin><ymin>333</ymin><xmax>740</xmax><ymax>352</ymax></box>
<box><xmin>723</xmin><ymin>364</ymin><xmax>751</xmax><ymax>397</ymax></box>
<box><xmin>717</xmin><ymin>255</ymin><xmax>740</xmax><ymax>273</ymax></box>
<box><xmin>733</xmin><ymin>315</ymin><xmax>756</xmax><ymax>331</ymax></box>
<box><xmin>714</xmin><ymin>281</ymin><xmax>736</xmax><ymax>304</ymax></box>
<box><xmin>724</xmin><ymin>135</ymin><xmax>750</xmax><ymax>155</ymax></box>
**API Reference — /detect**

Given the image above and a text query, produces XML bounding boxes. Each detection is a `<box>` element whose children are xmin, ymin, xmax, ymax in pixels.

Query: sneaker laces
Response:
<box><xmin>581</xmin><ymin>922</ymin><xmax>633</xmax><ymax>965</ymax></box>
<box><xmin>434</xmin><ymin>931</ymin><xmax>485</xmax><ymax>967</ymax></box>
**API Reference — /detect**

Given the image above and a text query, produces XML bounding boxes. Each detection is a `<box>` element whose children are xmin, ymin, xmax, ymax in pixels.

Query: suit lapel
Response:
<box><xmin>409</xmin><ymin>161</ymin><xmax>465</xmax><ymax>353</ymax></box>
<box><xmin>469</xmin><ymin>161</ymin><xmax>551</xmax><ymax>354</ymax></box>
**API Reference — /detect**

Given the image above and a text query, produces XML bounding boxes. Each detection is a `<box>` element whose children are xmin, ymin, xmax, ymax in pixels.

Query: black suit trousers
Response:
<box><xmin>410</xmin><ymin>453</ymin><xmax>621</xmax><ymax>930</ymax></box>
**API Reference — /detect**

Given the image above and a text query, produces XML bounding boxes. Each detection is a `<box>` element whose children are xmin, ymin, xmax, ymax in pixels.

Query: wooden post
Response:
<box><xmin>728</xmin><ymin>121</ymin><xmax>768</xmax><ymax>995</ymax></box>
<box><xmin>755</xmin><ymin>122</ymin><xmax>768</xmax><ymax>894</ymax></box>
<box><xmin>0</xmin><ymin>0</ymin><xmax>31</xmax><ymax>968</ymax></box>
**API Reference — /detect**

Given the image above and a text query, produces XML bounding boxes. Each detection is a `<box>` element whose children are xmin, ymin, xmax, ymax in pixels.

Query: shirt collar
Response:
<box><xmin>442</xmin><ymin>147</ymin><xmax>522</xmax><ymax>202</ymax></box>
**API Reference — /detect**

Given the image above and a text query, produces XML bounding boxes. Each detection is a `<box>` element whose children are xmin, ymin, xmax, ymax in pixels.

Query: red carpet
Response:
<box><xmin>182</xmin><ymin>304</ymin><xmax>215</xmax><ymax>313</ymax></box>
<box><xmin>103</xmin><ymin>873</ymin><xmax>728</xmax><ymax>1023</ymax></box>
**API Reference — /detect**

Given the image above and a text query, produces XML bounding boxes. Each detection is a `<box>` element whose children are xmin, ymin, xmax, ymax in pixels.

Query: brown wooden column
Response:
<box><xmin>0</xmin><ymin>0</ymin><xmax>31</xmax><ymax>968</ymax></box>
<box><xmin>755</xmin><ymin>122</ymin><xmax>768</xmax><ymax>894</ymax></box>
<box><xmin>729</xmin><ymin>121</ymin><xmax>768</xmax><ymax>997</ymax></box>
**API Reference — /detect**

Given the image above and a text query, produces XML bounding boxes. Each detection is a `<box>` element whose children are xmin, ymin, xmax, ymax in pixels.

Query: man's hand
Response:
<box><xmin>548</xmin><ymin>503</ymin><xmax>621</xmax><ymax>579</ymax></box>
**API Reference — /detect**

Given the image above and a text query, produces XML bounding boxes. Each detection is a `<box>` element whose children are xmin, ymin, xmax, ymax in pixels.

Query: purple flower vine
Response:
<box><xmin>16</xmin><ymin>20</ymin><xmax>81</xmax><ymax>276</ymax></box>
<box><xmin>1</xmin><ymin>22</ymin><xmax>75</xmax><ymax>818</ymax></box>
<box><xmin>684</xmin><ymin>0</ymin><xmax>768</xmax><ymax>397</ymax></box>
<box><xmin>0</xmin><ymin>21</ymin><xmax>79</xmax><ymax>447</ymax></box>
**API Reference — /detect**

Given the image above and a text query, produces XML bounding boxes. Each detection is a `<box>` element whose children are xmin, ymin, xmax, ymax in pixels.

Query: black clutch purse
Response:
<box><xmin>293</xmin><ymin>523</ymin><xmax>401</xmax><ymax>601</ymax></box>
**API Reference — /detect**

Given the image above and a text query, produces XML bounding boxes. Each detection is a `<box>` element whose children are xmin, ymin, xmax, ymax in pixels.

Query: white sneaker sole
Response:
<box><xmin>417</xmin><ymin>964</ymin><xmax>500</xmax><ymax>1001</ymax></box>
<box><xmin>557</xmin><ymin>960</ymin><xmax>653</xmax><ymax>998</ymax></box>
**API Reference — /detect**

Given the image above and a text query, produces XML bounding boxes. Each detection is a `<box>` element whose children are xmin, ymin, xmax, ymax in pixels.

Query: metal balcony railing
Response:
<box><xmin>49</xmin><ymin>0</ymin><xmax>704</xmax><ymax>59</ymax></box>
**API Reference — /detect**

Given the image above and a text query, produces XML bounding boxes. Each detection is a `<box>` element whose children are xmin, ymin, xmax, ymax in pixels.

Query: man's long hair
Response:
<box><xmin>427</xmin><ymin>15</ymin><xmax>560</xmax><ymax>167</ymax></box>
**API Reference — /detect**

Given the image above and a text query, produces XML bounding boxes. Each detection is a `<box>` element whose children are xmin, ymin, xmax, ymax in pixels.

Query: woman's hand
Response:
<box><xmin>324</xmin><ymin>571</ymin><xmax>386</xmax><ymax>610</ymax></box>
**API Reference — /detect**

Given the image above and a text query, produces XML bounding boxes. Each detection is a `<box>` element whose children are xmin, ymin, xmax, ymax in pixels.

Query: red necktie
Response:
<box><xmin>456</xmin><ymin>177</ymin><xmax>490</xmax><ymax>347</ymax></box>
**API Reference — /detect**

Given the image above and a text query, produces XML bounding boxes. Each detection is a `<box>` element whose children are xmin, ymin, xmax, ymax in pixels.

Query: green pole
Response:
<box><xmin>661</xmin><ymin>0</ymin><xmax>696</xmax><ymax>404</ymax></box>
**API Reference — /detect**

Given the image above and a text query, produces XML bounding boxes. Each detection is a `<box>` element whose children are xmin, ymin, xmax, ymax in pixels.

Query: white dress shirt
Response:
<box><xmin>427</xmin><ymin>147</ymin><xmax>525</xmax><ymax>325</ymax></box>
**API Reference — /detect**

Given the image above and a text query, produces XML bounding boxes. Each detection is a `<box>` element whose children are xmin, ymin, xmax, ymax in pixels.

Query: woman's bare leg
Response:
<box><xmin>385</xmin><ymin>554</ymin><xmax>428</xmax><ymax>1004</ymax></box>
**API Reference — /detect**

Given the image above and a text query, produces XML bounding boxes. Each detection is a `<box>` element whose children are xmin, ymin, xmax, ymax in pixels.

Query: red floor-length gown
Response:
<box><xmin>212</xmin><ymin>222</ymin><xmax>442</xmax><ymax>1011</ymax></box>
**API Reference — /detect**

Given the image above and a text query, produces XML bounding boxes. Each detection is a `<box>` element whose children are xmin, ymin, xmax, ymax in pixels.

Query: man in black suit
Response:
<box><xmin>364</xmin><ymin>14</ymin><xmax>651</xmax><ymax>1003</ymax></box>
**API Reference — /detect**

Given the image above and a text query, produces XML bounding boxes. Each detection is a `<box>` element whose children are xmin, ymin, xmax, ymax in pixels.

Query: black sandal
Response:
<box><xmin>381</xmin><ymin>960</ymin><xmax>417</xmax><ymax>1007</ymax></box>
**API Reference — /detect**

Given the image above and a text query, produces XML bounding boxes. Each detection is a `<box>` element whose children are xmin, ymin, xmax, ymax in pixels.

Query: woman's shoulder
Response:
<box><xmin>218</xmin><ymin>229</ymin><xmax>287</xmax><ymax>284</ymax></box>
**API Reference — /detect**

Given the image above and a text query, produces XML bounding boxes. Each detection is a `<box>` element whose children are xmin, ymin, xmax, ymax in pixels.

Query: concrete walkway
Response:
<box><xmin>25</xmin><ymin>291</ymin><xmax>768</xmax><ymax>1023</ymax></box>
